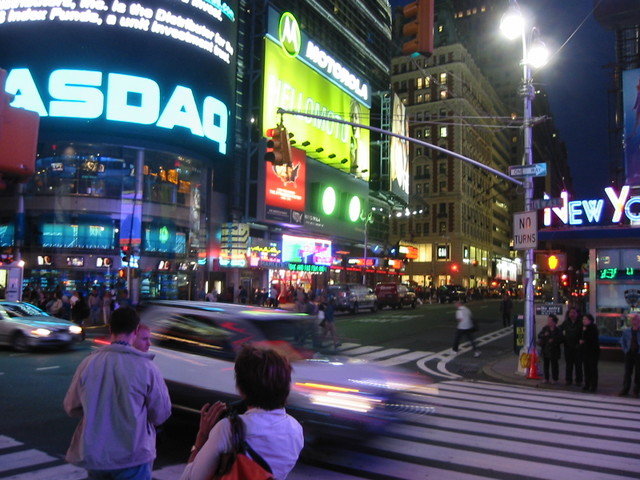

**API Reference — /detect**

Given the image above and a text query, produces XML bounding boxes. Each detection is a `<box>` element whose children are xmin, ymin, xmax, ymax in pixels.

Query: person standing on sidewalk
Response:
<box><xmin>537</xmin><ymin>314</ymin><xmax>563</xmax><ymax>384</ymax></box>
<box><xmin>560</xmin><ymin>307</ymin><xmax>583</xmax><ymax>386</ymax></box>
<box><xmin>500</xmin><ymin>293</ymin><xmax>513</xmax><ymax>327</ymax></box>
<box><xmin>580</xmin><ymin>313</ymin><xmax>600</xmax><ymax>393</ymax></box>
<box><xmin>452</xmin><ymin>300</ymin><xmax>480</xmax><ymax>357</ymax></box>
<box><xmin>619</xmin><ymin>313</ymin><xmax>640</xmax><ymax>397</ymax></box>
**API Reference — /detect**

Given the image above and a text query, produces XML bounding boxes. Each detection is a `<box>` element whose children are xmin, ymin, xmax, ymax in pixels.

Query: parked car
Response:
<box><xmin>326</xmin><ymin>284</ymin><xmax>377</xmax><ymax>313</ymax></box>
<box><xmin>375</xmin><ymin>283</ymin><xmax>417</xmax><ymax>310</ymax></box>
<box><xmin>0</xmin><ymin>301</ymin><xmax>84</xmax><ymax>351</ymax></box>
<box><xmin>137</xmin><ymin>301</ymin><xmax>427</xmax><ymax>441</ymax></box>
<box><xmin>436</xmin><ymin>285</ymin><xmax>468</xmax><ymax>304</ymax></box>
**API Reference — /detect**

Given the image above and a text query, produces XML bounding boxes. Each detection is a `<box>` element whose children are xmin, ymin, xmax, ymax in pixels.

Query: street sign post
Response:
<box><xmin>508</xmin><ymin>163</ymin><xmax>547</xmax><ymax>177</ymax></box>
<box><xmin>531</xmin><ymin>197</ymin><xmax>563</xmax><ymax>209</ymax></box>
<box><xmin>513</xmin><ymin>211</ymin><xmax>538</xmax><ymax>250</ymax></box>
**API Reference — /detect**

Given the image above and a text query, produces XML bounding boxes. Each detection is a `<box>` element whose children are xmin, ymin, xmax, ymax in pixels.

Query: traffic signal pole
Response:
<box><xmin>276</xmin><ymin>108</ymin><xmax>523</xmax><ymax>187</ymax></box>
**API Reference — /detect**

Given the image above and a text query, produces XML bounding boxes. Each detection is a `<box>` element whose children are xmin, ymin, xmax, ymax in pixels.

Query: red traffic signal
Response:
<box><xmin>401</xmin><ymin>0</ymin><xmax>434</xmax><ymax>56</ymax></box>
<box><xmin>451</xmin><ymin>263</ymin><xmax>459</xmax><ymax>273</ymax></box>
<box><xmin>264</xmin><ymin>126</ymin><xmax>292</xmax><ymax>166</ymax></box>
<box><xmin>0</xmin><ymin>69</ymin><xmax>39</xmax><ymax>188</ymax></box>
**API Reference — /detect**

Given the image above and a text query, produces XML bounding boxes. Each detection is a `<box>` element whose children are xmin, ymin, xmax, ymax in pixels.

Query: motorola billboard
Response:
<box><xmin>0</xmin><ymin>0</ymin><xmax>238</xmax><ymax>161</ymax></box>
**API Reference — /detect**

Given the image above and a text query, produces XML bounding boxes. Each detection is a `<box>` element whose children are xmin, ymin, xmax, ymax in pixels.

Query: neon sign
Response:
<box><xmin>6</xmin><ymin>68</ymin><xmax>229</xmax><ymax>154</ymax></box>
<box><xmin>543</xmin><ymin>186</ymin><xmax>640</xmax><ymax>226</ymax></box>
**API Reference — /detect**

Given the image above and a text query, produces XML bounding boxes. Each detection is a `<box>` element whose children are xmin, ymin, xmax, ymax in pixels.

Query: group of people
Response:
<box><xmin>537</xmin><ymin>307</ymin><xmax>600</xmax><ymax>392</ymax></box>
<box><xmin>23</xmin><ymin>284</ymin><xmax>127</xmax><ymax>326</ymax></box>
<box><xmin>63</xmin><ymin>306</ymin><xmax>303</xmax><ymax>480</ymax></box>
<box><xmin>536</xmin><ymin>307</ymin><xmax>640</xmax><ymax>397</ymax></box>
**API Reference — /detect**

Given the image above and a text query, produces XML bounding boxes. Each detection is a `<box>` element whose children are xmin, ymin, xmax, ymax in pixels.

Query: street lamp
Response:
<box><xmin>500</xmin><ymin>0</ymin><xmax>549</xmax><ymax>361</ymax></box>
<box><xmin>360</xmin><ymin>209</ymin><xmax>374</xmax><ymax>285</ymax></box>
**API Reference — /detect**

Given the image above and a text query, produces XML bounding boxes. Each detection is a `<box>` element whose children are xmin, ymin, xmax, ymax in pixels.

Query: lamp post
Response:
<box><xmin>500</xmin><ymin>0</ymin><xmax>549</xmax><ymax>358</ymax></box>
<box><xmin>360</xmin><ymin>209</ymin><xmax>374</xmax><ymax>285</ymax></box>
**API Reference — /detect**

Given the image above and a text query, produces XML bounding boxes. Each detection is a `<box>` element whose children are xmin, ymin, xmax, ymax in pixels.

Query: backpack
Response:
<box><xmin>212</xmin><ymin>415</ymin><xmax>273</xmax><ymax>480</ymax></box>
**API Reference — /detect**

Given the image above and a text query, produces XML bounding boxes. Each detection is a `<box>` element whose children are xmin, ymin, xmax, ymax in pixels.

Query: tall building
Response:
<box><xmin>595</xmin><ymin>0</ymin><xmax>640</xmax><ymax>187</ymax></box>
<box><xmin>388</xmin><ymin>0</ymin><xmax>571</xmax><ymax>292</ymax></box>
<box><xmin>390</xmin><ymin>39</ymin><xmax>515</xmax><ymax>290</ymax></box>
<box><xmin>0</xmin><ymin>0</ymin><xmax>402</xmax><ymax>302</ymax></box>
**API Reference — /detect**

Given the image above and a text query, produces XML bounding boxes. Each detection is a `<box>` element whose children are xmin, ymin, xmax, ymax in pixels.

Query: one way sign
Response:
<box><xmin>508</xmin><ymin>163</ymin><xmax>547</xmax><ymax>177</ymax></box>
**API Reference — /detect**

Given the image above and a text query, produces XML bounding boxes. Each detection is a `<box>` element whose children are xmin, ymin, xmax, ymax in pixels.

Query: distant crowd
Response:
<box><xmin>22</xmin><ymin>284</ymin><xmax>130</xmax><ymax>326</ymax></box>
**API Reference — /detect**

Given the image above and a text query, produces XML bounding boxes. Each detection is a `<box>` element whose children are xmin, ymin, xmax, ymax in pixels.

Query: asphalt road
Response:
<box><xmin>0</xmin><ymin>299</ymin><xmax>520</xmax><ymax>472</ymax></box>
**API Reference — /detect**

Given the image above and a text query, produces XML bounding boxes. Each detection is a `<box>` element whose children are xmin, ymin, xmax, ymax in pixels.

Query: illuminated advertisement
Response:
<box><xmin>0</xmin><ymin>0</ymin><xmax>238</xmax><ymax>161</ymax></box>
<box><xmin>282</xmin><ymin>234</ymin><xmax>332</xmax><ymax>266</ymax></box>
<box><xmin>265</xmin><ymin>145</ymin><xmax>306</xmax><ymax>214</ymax></box>
<box><xmin>543</xmin><ymin>186</ymin><xmax>640</xmax><ymax>227</ymax></box>
<box><xmin>623</xmin><ymin>68</ymin><xmax>640</xmax><ymax>185</ymax></box>
<box><xmin>249</xmin><ymin>238</ymin><xmax>281</xmax><ymax>267</ymax></box>
<box><xmin>263</xmin><ymin>9</ymin><xmax>370</xmax><ymax>179</ymax></box>
<box><xmin>390</xmin><ymin>93</ymin><xmax>410</xmax><ymax>203</ymax></box>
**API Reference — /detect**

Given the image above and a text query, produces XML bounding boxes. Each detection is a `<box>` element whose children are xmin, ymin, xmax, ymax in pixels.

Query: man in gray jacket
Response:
<box><xmin>64</xmin><ymin>307</ymin><xmax>171</xmax><ymax>479</ymax></box>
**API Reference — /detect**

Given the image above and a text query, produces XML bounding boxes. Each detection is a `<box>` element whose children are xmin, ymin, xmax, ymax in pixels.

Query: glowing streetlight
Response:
<box><xmin>500</xmin><ymin>0</ymin><xmax>549</xmax><ymax>366</ymax></box>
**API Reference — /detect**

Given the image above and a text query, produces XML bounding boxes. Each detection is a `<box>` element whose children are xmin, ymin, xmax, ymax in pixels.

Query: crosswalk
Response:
<box><xmin>4</xmin><ymin>380</ymin><xmax>640</xmax><ymax>480</ymax></box>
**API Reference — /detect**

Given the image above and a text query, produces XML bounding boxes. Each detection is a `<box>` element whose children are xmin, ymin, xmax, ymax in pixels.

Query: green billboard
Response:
<box><xmin>262</xmin><ymin>38</ymin><xmax>370</xmax><ymax>180</ymax></box>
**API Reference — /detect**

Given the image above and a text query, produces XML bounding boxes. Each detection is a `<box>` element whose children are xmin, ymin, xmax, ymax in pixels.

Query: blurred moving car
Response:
<box><xmin>375</xmin><ymin>283</ymin><xmax>417</xmax><ymax>310</ymax></box>
<box><xmin>0</xmin><ymin>300</ymin><xmax>84</xmax><ymax>351</ymax></box>
<box><xmin>436</xmin><ymin>285</ymin><xmax>468</xmax><ymax>304</ymax></box>
<box><xmin>326</xmin><ymin>284</ymin><xmax>377</xmax><ymax>313</ymax></box>
<box><xmin>138</xmin><ymin>301</ymin><xmax>427</xmax><ymax>440</ymax></box>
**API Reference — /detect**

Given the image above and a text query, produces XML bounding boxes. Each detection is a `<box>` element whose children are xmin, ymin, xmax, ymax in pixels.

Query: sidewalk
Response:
<box><xmin>483</xmin><ymin>348</ymin><xmax>627</xmax><ymax>397</ymax></box>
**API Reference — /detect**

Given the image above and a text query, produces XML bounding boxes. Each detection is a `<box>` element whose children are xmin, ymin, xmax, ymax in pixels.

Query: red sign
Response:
<box><xmin>265</xmin><ymin>146</ymin><xmax>306</xmax><ymax>211</ymax></box>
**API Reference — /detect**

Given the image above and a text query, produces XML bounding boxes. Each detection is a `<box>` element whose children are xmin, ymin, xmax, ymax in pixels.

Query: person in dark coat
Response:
<box><xmin>580</xmin><ymin>313</ymin><xmax>600</xmax><ymax>393</ymax></box>
<box><xmin>500</xmin><ymin>293</ymin><xmax>513</xmax><ymax>327</ymax></box>
<box><xmin>537</xmin><ymin>314</ymin><xmax>564</xmax><ymax>383</ymax></box>
<box><xmin>560</xmin><ymin>307</ymin><xmax>583</xmax><ymax>386</ymax></box>
<box><xmin>619</xmin><ymin>314</ymin><xmax>640</xmax><ymax>397</ymax></box>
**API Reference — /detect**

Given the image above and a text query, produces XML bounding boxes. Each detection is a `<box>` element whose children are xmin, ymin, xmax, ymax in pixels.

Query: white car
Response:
<box><xmin>139</xmin><ymin>301</ymin><xmax>428</xmax><ymax>440</ymax></box>
<box><xmin>326</xmin><ymin>284</ymin><xmax>377</xmax><ymax>313</ymax></box>
<box><xmin>0</xmin><ymin>301</ymin><xmax>84</xmax><ymax>351</ymax></box>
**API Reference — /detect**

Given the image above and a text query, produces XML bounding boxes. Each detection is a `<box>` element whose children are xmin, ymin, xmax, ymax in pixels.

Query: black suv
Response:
<box><xmin>436</xmin><ymin>285</ymin><xmax>467</xmax><ymax>303</ymax></box>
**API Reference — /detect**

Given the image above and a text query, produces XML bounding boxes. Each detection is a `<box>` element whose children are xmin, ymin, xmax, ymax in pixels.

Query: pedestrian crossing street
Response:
<box><xmin>3</xmin><ymin>380</ymin><xmax>640</xmax><ymax>480</ymax></box>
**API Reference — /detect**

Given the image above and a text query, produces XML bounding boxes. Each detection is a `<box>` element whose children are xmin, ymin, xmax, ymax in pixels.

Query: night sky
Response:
<box><xmin>389</xmin><ymin>0</ymin><xmax>616</xmax><ymax>199</ymax></box>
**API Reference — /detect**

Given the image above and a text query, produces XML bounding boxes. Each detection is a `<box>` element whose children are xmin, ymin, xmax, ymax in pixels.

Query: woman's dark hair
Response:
<box><xmin>549</xmin><ymin>314</ymin><xmax>559</xmax><ymax>324</ymax></box>
<box><xmin>583</xmin><ymin>313</ymin><xmax>595</xmax><ymax>324</ymax></box>
<box><xmin>234</xmin><ymin>344</ymin><xmax>292</xmax><ymax>410</ymax></box>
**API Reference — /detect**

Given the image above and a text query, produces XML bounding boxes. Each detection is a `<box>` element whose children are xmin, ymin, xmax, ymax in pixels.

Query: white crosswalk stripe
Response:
<box><xmin>4</xmin><ymin>381</ymin><xmax>640</xmax><ymax>479</ymax></box>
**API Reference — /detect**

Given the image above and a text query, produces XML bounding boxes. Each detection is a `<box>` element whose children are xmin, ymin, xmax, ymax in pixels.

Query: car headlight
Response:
<box><xmin>294</xmin><ymin>382</ymin><xmax>383</xmax><ymax>413</ymax></box>
<box><xmin>69</xmin><ymin>325</ymin><xmax>83</xmax><ymax>335</ymax></box>
<box><xmin>31</xmin><ymin>328</ymin><xmax>52</xmax><ymax>337</ymax></box>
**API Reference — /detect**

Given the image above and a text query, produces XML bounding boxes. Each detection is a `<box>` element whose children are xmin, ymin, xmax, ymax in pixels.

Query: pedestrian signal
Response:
<box><xmin>535</xmin><ymin>251</ymin><xmax>567</xmax><ymax>273</ymax></box>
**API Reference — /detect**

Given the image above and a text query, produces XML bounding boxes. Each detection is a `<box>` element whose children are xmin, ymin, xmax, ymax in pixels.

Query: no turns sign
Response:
<box><xmin>513</xmin><ymin>211</ymin><xmax>538</xmax><ymax>250</ymax></box>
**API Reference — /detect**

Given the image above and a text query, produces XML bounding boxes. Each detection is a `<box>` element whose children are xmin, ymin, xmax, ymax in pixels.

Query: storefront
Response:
<box><xmin>539</xmin><ymin>185</ymin><xmax>640</xmax><ymax>345</ymax></box>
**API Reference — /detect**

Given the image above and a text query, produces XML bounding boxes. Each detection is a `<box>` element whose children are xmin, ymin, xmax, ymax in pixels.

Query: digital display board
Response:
<box><xmin>281</xmin><ymin>234</ymin><xmax>331</xmax><ymax>266</ymax></box>
<box><xmin>265</xmin><ymin>146</ymin><xmax>306</xmax><ymax>214</ymax></box>
<box><xmin>0</xmin><ymin>0</ymin><xmax>238</xmax><ymax>161</ymax></box>
<box><xmin>263</xmin><ymin>9</ymin><xmax>370</xmax><ymax>179</ymax></box>
<box><xmin>623</xmin><ymin>68</ymin><xmax>640</xmax><ymax>186</ymax></box>
<box><xmin>390</xmin><ymin>93</ymin><xmax>410</xmax><ymax>203</ymax></box>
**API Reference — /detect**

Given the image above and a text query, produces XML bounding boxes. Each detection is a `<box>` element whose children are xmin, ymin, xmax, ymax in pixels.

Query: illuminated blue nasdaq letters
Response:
<box><xmin>5</xmin><ymin>68</ymin><xmax>228</xmax><ymax>155</ymax></box>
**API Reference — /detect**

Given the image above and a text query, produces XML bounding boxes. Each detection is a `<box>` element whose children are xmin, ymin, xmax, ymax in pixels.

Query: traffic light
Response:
<box><xmin>0</xmin><ymin>69</ymin><xmax>39</xmax><ymax>188</ymax></box>
<box><xmin>121</xmin><ymin>246</ymin><xmax>130</xmax><ymax>263</ymax></box>
<box><xmin>117</xmin><ymin>268</ymin><xmax>126</xmax><ymax>279</ymax></box>
<box><xmin>451</xmin><ymin>263</ymin><xmax>459</xmax><ymax>273</ymax></box>
<box><xmin>401</xmin><ymin>0</ymin><xmax>434</xmax><ymax>57</ymax></box>
<box><xmin>264</xmin><ymin>126</ymin><xmax>292</xmax><ymax>166</ymax></box>
<box><xmin>535</xmin><ymin>251</ymin><xmax>567</xmax><ymax>274</ymax></box>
